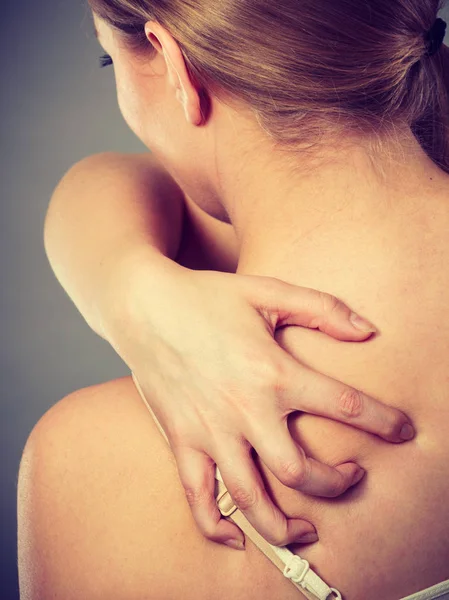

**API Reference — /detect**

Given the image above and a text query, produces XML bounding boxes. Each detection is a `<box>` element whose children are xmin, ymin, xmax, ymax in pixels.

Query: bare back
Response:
<box><xmin>236</xmin><ymin>173</ymin><xmax>449</xmax><ymax>599</ymax></box>
<box><xmin>20</xmin><ymin>168</ymin><xmax>449</xmax><ymax>600</ymax></box>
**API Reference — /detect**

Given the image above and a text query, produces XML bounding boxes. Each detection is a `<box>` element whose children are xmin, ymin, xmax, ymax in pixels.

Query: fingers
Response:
<box><xmin>249</xmin><ymin>419</ymin><xmax>364</xmax><ymax>497</ymax></box>
<box><xmin>277</xmin><ymin>355</ymin><xmax>415</xmax><ymax>444</ymax></box>
<box><xmin>245</xmin><ymin>276</ymin><xmax>377</xmax><ymax>341</ymax></box>
<box><xmin>213</xmin><ymin>439</ymin><xmax>318</xmax><ymax>547</ymax></box>
<box><xmin>173</xmin><ymin>445</ymin><xmax>246</xmax><ymax>548</ymax></box>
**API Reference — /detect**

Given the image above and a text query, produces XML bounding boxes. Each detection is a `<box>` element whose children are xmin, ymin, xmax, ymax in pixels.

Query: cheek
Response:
<box><xmin>115</xmin><ymin>69</ymin><xmax>147</xmax><ymax>139</ymax></box>
<box><xmin>113</xmin><ymin>64</ymin><xmax>172</xmax><ymax>152</ymax></box>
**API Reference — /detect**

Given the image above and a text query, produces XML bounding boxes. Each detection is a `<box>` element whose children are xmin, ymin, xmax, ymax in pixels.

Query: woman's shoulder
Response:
<box><xmin>17</xmin><ymin>375</ymin><xmax>303</xmax><ymax>600</ymax></box>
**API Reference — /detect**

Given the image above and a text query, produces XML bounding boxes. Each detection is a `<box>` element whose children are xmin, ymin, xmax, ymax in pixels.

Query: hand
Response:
<box><xmin>104</xmin><ymin>259</ymin><xmax>415</xmax><ymax>550</ymax></box>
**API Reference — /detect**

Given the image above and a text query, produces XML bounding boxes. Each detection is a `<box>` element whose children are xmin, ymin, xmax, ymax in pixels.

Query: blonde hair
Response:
<box><xmin>89</xmin><ymin>0</ymin><xmax>449</xmax><ymax>173</ymax></box>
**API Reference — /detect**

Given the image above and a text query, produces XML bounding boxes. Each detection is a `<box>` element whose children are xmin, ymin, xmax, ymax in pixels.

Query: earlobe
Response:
<box><xmin>185</xmin><ymin>99</ymin><xmax>204</xmax><ymax>126</ymax></box>
<box><xmin>176</xmin><ymin>86</ymin><xmax>203</xmax><ymax>126</ymax></box>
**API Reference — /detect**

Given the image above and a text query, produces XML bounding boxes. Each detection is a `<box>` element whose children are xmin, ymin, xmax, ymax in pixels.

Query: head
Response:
<box><xmin>89</xmin><ymin>0</ymin><xmax>449</xmax><ymax>215</ymax></box>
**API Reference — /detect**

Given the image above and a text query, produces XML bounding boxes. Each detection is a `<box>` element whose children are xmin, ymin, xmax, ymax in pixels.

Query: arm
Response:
<box><xmin>43</xmin><ymin>151</ymin><xmax>413</xmax><ymax>551</ymax></box>
<box><xmin>44</xmin><ymin>152</ymin><xmax>240</xmax><ymax>339</ymax></box>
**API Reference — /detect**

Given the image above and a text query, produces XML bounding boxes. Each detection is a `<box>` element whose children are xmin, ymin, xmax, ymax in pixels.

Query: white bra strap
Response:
<box><xmin>215</xmin><ymin>466</ymin><xmax>342</xmax><ymax>600</ymax></box>
<box><xmin>131</xmin><ymin>372</ymin><xmax>342</xmax><ymax>600</ymax></box>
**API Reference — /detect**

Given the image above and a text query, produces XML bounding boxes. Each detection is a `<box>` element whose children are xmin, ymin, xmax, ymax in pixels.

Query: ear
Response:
<box><xmin>144</xmin><ymin>20</ymin><xmax>204</xmax><ymax>126</ymax></box>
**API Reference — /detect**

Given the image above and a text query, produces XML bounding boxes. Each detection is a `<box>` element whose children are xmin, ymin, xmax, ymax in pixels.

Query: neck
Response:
<box><xmin>212</xmin><ymin>124</ymin><xmax>445</xmax><ymax>271</ymax></box>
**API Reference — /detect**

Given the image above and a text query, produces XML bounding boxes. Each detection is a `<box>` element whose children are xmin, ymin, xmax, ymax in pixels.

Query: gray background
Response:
<box><xmin>2</xmin><ymin>1</ymin><xmax>144</xmax><ymax>598</ymax></box>
<box><xmin>2</xmin><ymin>2</ymin><xmax>449</xmax><ymax>598</ymax></box>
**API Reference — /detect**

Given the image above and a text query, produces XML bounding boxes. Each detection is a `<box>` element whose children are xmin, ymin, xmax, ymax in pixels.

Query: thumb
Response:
<box><xmin>249</xmin><ymin>277</ymin><xmax>377</xmax><ymax>341</ymax></box>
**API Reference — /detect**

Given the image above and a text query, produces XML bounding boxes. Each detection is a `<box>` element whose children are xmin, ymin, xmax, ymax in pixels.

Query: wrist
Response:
<box><xmin>95</xmin><ymin>241</ymin><xmax>187</xmax><ymax>352</ymax></box>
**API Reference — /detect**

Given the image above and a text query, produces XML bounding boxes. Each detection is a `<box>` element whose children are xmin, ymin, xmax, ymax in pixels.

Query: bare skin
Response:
<box><xmin>17</xmin><ymin>189</ymin><xmax>449</xmax><ymax>598</ymax></box>
<box><xmin>241</xmin><ymin>175</ymin><xmax>449</xmax><ymax>598</ymax></box>
<box><xmin>17</xmin><ymin>13</ymin><xmax>449</xmax><ymax>600</ymax></box>
<box><xmin>18</xmin><ymin>377</ymin><xmax>311</xmax><ymax>600</ymax></box>
<box><xmin>18</xmin><ymin>161</ymin><xmax>449</xmax><ymax>599</ymax></box>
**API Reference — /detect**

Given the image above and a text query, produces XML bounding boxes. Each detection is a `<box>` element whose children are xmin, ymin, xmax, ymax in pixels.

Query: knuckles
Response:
<box><xmin>337</xmin><ymin>388</ymin><xmax>363</xmax><ymax>418</ymax></box>
<box><xmin>201</xmin><ymin>521</ymin><xmax>222</xmax><ymax>540</ymax></box>
<box><xmin>257</xmin><ymin>357</ymin><xmax>289</xmax><ymax>398</ymax></box>
<box><xmin>319</xmin><ymin>291</ymin><xmax>341</xmax><ymax>316</ymax></box>
<box><xmin>245</xmin><ymin>352</ymin><xmax>281</xmax><ymax>384</ymax></box>
<box><xmin>229</xmin><ymin>484</ymin><xmax>258</xmax><ymax>511</ymax></box>
<box><xmin>265</xmin><ymin>528</ymin><xmax>290</xmax><ymax>547</ymax></box>
<box><xmin>276</xmin><ymin>458</ymin><xmax>308</xmax><ymax>489</ymax></box>
<box><xmin>183</xmin><ymin>485</ymin><xmax>209</xmax><ymax>508</ymax></box>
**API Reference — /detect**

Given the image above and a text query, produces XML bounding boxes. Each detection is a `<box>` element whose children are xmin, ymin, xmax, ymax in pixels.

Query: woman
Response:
<box><xmin>17</xmin><ymin>0</ymin><xmax>449</xmax><ymax>598</ymax></box>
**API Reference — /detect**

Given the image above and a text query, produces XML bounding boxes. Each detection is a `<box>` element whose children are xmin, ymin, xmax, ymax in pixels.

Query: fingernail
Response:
<box><xmin>297</xmin><ymin>531</ymin><xmax>319</xmax><ymax>543</ymax></box>
<box><xmin>400</xmin><ymin>423</ymin><xmax>415</xmax><ymax>441</ymax></box>
<box><xmin>224</xmin><ymin>538</ymin><xmax>245</xmax><ymax>551</ymax></box>
<box><xmin>351</xmin><ymin>467</ymin><xmax>365</xmax><ymax>487</ymax></box>
<box><xmin>349</xmin><ymin>312</ymin><xmax>377</xmax><ymax>333</ymax></box>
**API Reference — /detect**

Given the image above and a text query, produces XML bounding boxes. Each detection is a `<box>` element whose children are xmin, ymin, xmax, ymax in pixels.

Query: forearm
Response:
<box><xmin>44</xmin><ymin>152</ymin><xmax>185</xmax><ymax>339</ymax></box>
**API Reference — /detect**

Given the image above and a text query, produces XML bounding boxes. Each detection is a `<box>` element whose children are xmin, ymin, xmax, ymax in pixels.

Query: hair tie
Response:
<box><xmin>425</xmin><ymin>17</ymin><xmax>447</xmax><ymax>57</ymax></box>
